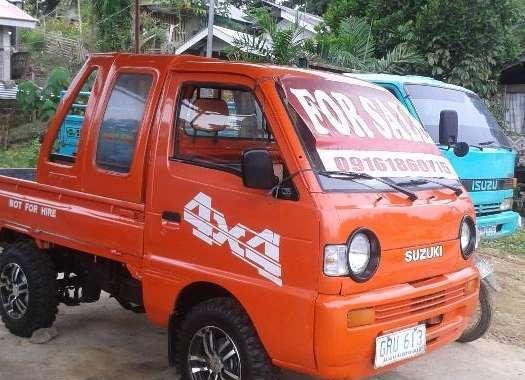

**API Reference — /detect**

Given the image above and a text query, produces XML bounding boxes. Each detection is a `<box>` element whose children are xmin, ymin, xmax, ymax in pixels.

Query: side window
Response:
<box><xmin>50</xmin><ymin>69</ymin><xmax>98</xmax><ymax>164</ymax></box>
<box><xmin>95</xmin><ymin>73</ymin><xmax>153</xmax><ymax>173</ymax></box>
<box><xmin>174</xmin><ymin>85</ymin><xmax>272</xmax><ymax>170</ymax></box>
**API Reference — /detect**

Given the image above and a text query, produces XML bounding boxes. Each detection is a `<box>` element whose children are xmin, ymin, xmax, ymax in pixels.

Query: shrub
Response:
<box><xmin>16</xmin><ymin>67</ymin><xmax>71</xmax><ymax>122</ymax></box>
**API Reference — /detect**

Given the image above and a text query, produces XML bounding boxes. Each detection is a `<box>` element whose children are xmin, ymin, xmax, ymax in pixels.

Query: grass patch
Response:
<box><xmin>0</xmin><ymin>140</ymin><xmax>40</xmax><ymax>168</ymax></box>
<box><xmin>481</xmin><ymin>228</ymin><xmax>525</xmax><ymax>255</ymax></box>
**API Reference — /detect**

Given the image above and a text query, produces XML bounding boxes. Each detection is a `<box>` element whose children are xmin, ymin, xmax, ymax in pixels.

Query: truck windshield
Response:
<box><xmin>405</xmin><ymin>84</ymin><xmax>511</xmax><ymax>148</ymax></box>
<box><xmin>279</xmin><ymin>74</ymin><xmax>459</xmax><ymax>192</ymax></box>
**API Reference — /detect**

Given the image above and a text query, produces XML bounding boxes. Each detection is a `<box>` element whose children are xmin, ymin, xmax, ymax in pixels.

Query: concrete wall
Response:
<box><xmin>0</xmin><ymin>26</ymin><xmax>11</xmax><ymax>81</ymax></box>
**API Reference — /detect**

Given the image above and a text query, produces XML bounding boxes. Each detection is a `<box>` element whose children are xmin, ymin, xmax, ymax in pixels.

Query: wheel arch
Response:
<box><xmin>168</xmin><ymin>281</ymin><xmax>250</xmax><ymax>367</ymax></box>
<box><xmin>0</xmin><ymin>228</ymin><xmax>33</xmax><ymax>246</ymax></box>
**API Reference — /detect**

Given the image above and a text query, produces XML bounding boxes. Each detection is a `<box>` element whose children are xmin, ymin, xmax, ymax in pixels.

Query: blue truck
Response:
<box><xmin>55</xmin><ymin>91</ymin><xmax>90</xmax><ymax>158</ymax></box>
<box><xmin>347</xmin><ymin>74</ymin><xmax>521</xmax><ymax>239</ymax></box>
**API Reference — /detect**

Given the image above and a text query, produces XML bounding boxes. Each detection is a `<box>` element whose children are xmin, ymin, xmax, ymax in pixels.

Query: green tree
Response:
<box><xmin>157</xmin><ymin>0</ymin><xmax>231</xmax><ymax>16</ymax></box>
<box><xmin>228</xmin><ymin>7</ymin><xmax>307</xmax><ymax>65</ymax></box>
<box><xmin>16</xmin><ymin>67</ymin><xmax>71</xmax><ymax>122</ymax></box>
<box><xmin>323</xmin><ymin>0</ymin><xmax>426</xmax><ymax>56</ymax></box>
<box><xmin>322</xmin><ymin>0</ymin><xmax>522</xmax><ymax>97</ymax></box>
<box><xmin>16</xmin><ymin>81</ymin><xmax>42</xmax><ymax>122</ymax></box>
<box><xmin>91</xmin><ymin>0</ymin><xmax>132</xmax><ymax>52</ymax></box>
<box><xmin>413</xmin><ymin>0</ymin><xmax>521</xmax><ymax>97</ymax></box>
<box><xmin>229</xmin><ymin>7</ymin><xmax>421</xmax><ymax>73</ymax></box>
<box><xmin>311</xmin><ymin>16</ymin><xmax>423</xmax><ymax>73</ymax></box>
<box><xmin>280</xmin><ymin>0</ymin><xmax>330</xmax><ymax>15</ymax></box>
<box><xmin>40</xmin><ymin>67</ymin><xmax>71</xmax><ymax>121</ymax></box>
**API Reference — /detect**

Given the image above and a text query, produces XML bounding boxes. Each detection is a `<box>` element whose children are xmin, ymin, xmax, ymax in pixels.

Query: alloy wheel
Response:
<box><xmin>0</xmin><ymin>263</ymin><xmax>29</xmax><ymax>319</ymax></box>
<box><xmin>188</xmin><ymin>325</ymin><xmax>241</xmax><ymax>380</ymax></box>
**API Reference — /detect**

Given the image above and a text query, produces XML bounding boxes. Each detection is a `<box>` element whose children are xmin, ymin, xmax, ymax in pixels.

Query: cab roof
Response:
<box><xmin>89</xmin><ymin>53</ymin><xmax>386</xmax><ymax>91</ymax></box>
<box><xmin>344</xmin><ymin>73</ymin><xmax>475</xmax><ymax>95</ymax></box>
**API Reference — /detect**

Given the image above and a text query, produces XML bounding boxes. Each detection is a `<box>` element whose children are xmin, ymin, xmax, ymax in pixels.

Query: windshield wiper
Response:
<box><xmin>318</xmin><ymin>170</ymin><xmax>418</xmax><ymax>201</ymax></box>
<box><xmin>438</xmin><ymin>143</ymin><xmax>484</xmax><ymax>151</ymax></box>
<box><xmin>477</xmin><ymin>140</ymin><xmax>513</xmax><ymax>151</ymax></box>
<box><xmin>395</xmin><ymin>177</ymin><xmax>463</xmax><ymax>196</ymax></box>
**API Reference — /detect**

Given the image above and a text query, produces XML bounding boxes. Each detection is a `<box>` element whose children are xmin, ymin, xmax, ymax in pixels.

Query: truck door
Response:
<box><xmin>143</xmin><ymin>72</ymin><xmax>318</xmax><ymax>369</ymax></box>
<box><xmin>80</xmin><ymin>63</ymin><xmax>162</xmax><ymax>204</ymax></box>
<box><xmin>37</xmin><ymin>57</ymin><xmax>109</xmax><ymax>189</ymax></box>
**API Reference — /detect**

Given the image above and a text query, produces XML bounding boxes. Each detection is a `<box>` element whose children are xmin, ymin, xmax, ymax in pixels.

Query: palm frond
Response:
<box><xmin>371</xmin><ymin>43</ymin><xmax>424</xmax><ymax>74</ymax></box>
<box><xmin>336</xmin><ymin>16</ymin><xmax>375</xmax><ymax>58</ymax></box>
<box><xmin>247</xmin><ymin>7</ymin><xmax>277</xmax><ymax>36</ymax></box>
<box><xmin>227</xmin><ymin>32</ymin><xmax>271</xmax><ymax>63</ymax></box>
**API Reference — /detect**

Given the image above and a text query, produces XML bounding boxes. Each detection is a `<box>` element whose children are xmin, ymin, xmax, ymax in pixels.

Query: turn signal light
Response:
<box><xmin>464</xmin><ymin>278</ymin><xmax>478</xmax><ymax>294</ymax></box>
<box><xmin>347</xmin><ymin>308</ymin><xmax>375</xmax><ymax>328</ymax></box>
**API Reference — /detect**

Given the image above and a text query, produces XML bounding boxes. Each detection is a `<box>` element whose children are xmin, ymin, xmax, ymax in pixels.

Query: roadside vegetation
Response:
<box><xmin>482</xmin><ymin>229</ymin><xmax>525</xmax><ymax>255</ymax></box>
<box><xmin>0</xmin><ymin>140</ymin><xmax>40</xmax><ymax>168</ymax></box>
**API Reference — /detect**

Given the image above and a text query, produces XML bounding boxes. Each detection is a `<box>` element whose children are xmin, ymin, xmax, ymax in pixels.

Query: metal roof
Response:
<box><xmin>262</xmin><ymin>0</ymin><xmax>322</xmax><ymax>33</ymax></box>
<box><xmin>0</xmin><ymin>0</ymin><xmax>37</xmax><ymax>28</ymax></box>
<box><xmin>141</xmin><ymin>0</ymin><xmax>250</xmax><ymax>24</ymax></box>
<box><xmin>500</xmin><ymin>53</ymin><xmax>525</xmax><ymax>85</ymax></box>
<box><xmin>175</xmin><ymin>25</ymin><xmax>267</xmax><ymax>55</ymax></box>
<box><xmin>0</xmin><ymin>82</ymin><xmax>17</xmax><ymax>100</ymax></box>
<box><xmin>344</xmin><ymin>73</ymin><xmax>474</xmax><ymax>94</ymax></box>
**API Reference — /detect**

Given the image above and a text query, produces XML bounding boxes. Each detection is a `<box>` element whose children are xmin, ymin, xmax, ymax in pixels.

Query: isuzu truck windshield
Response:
<box><xmin>405</xmin><ymin>84</ymin><xmax>511</xmax><ymax>148</ymax></box>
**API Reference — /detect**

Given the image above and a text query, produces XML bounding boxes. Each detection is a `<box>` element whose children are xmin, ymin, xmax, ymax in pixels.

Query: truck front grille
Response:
<box><xmin>475</xmin><ymin>203</ymin><xmax>501</xmax><ymax>217</ymax></box>
<box><xmin>375</xmin><ymin>283</ymin><xmax>466</xmax><ymax>322</ymax></box>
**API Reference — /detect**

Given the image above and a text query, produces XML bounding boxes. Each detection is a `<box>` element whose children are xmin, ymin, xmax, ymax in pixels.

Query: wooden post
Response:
<box><xmin>134</xmin><ymin>0</ymin><xmax>140</xmax><ymax>54</ymax></box>
<box><xmin>206</xmin><ymin>0</ymin><xmax>215</xmax><ymax>57</ymax></box>
<box><xmin>77</xmin><ymin>0</ymin><xmax>82</xmax><ymax>40</ymax></box>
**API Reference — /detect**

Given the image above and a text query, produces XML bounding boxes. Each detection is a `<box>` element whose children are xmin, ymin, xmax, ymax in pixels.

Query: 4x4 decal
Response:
<box><xmin>183</xmin><ymin>192</ymin><xmax>282</xmax><ymax>286</ymax></box>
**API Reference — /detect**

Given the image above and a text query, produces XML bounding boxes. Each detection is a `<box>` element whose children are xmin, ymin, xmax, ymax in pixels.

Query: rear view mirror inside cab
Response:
<box><xmin>242</xmin><ymin>149</ymin><xmax>279</xmax><ymax>190</ymax></box>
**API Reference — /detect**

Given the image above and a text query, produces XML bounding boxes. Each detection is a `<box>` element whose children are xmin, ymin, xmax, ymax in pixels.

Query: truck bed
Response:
<box><xmin>0</xmin><ymin>168</ymin><xmax>36</xmax><ymax>182</ymax></box>
<box><xmin>0</xmin><ymin>171</ymin><xmax>144</xmax><ymax>268</ymax></box>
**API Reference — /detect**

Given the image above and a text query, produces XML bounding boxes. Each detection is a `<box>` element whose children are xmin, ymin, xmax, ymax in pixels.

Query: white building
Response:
<box><xmin>262</xmin><ymin>0</ymin><xmax>321</xmax><ymax>40</ymax></box>
<box><xmin>0</xmin><ymin>0</ymin><xmax>37</xmax><ymax>82</ymax></box>
<box><xmin>141</xmin><ymin>0</ymin><xmax>321</xmax><ymax>57</ymax></box>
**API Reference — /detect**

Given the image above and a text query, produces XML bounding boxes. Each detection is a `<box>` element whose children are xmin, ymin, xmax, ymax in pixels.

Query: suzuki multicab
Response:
<box><xmin>0</xmin><ymin>54</ymin><xmax>478</xmax><ymax>380</ymax></box>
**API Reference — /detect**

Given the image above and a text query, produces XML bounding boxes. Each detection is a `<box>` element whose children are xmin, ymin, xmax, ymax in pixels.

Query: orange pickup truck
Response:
<box><xmin>0</xmin><ymin>54</ymin><xmax>479</xmax><ymax>380</ymax></box>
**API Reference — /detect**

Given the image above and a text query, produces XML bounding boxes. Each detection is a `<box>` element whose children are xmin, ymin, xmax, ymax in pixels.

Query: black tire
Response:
<box><xmin>175</xmin><ymin>297</ymin><xmax>277</xmax><ymax>380</ymax></box>
<box><xmin>0</xmin><ymin>241</ymin><xmax>58</xmax><ymax>337</ymax></box>
<box><xmin>457</xmin><ymin>279</ymin><xmax>494</xmax><ymax>343</ymax></box>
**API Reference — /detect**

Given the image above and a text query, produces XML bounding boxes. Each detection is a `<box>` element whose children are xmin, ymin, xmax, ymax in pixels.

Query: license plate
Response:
<box><xmin>479</xmin><ymin>225</ymin><xmax>497</xmax><ymax>237</ymax></box>
<box><xmin>375</xmin><ymin>325</ymin><xmax>426</xmax><ymax>368</ymax></box>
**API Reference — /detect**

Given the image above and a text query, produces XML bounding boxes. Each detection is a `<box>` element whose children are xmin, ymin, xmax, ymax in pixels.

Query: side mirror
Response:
<box><xmin>242</xmin><ymin>149</ymin><xmax>278</xmax><ymax>190</ymax></box>
<box><xmin>453</xmin><ymin>142</ymin><xmax>470</xmax><ymax>157</ymax></box>
<box><xmin>438</xmin><ymin>110</ymin><xmax>458</xmax><ymax>146</ymax></box>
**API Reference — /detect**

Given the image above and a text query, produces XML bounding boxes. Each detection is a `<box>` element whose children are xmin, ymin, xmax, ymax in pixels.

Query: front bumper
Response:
<box><xmin>477</xmin><ymin>210</ymin><xmax>521</xmax><ymax>239</ymax></box>
<box><xmin>314</xmin><ymin>266</ymin><xmax>479</xmax><ymax>380</ymax></box>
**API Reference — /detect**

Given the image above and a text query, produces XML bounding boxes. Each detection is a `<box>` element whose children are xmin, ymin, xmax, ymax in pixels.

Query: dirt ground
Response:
<box><xmin>0</xmin><ymin>249</ymin><xmax>524</xmax><ymax>380</ymax></box>
<box><xmin>480</xmin><ymin>248</ymin><xmax>525</xmax><ymax>348</ymax></box>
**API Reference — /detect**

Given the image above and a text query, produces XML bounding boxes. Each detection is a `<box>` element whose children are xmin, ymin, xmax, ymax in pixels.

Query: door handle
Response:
<box><xmin>162</xmin><ymin>211</ymin><xmax>181</xmax><ymax>223</ymax></box>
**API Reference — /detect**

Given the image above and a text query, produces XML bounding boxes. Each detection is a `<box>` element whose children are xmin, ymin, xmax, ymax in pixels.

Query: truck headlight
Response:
<box><xmin>348</xmin><ymin>230</ymin><xmax>381</xmax><ymax>282</ymax></box>
<box><xmin>323</xmin><ymin>229</ymin><xmax>381</xmax><ymax>281</ymax></box>
<box><xmin>348</xmin><ymin>233</ymin><xmax>371</xmax><ymax>274</ymax></box>
<box><xmin>500</xmin><ymin>198</ymin><xmax>513</xmax><ymax>211</ymax></box>
<box><xmin>460</xmin><ymin>217</ymin><xmax>476</xmax><ymax>259</ymax></box>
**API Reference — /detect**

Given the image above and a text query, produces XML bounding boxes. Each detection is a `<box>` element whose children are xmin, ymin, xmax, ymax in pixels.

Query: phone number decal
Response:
<box><xmin>318</xmin><ymin>149</ymin><xmax>458</xmax><ymax>180</ymax></box>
